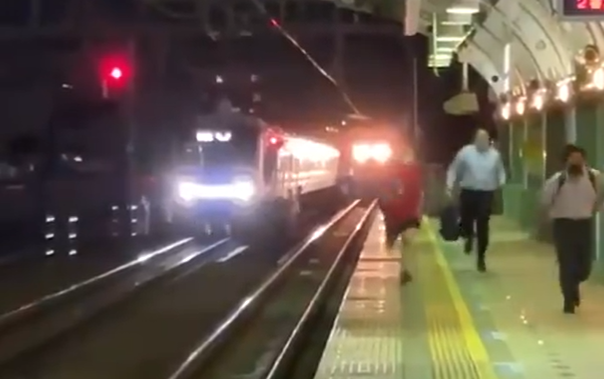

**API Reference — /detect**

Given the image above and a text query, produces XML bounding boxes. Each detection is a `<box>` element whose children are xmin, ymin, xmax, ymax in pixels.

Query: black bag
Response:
<box><xmin>439</xmin><ymin>203</ymin><xmax>460</xmax><ymax>241</ymax></box>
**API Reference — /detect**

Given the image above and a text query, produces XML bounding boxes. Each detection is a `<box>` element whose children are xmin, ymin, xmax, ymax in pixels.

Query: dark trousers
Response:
<box><xmin>459</xmin><ymin>189</ymin><xmax>494</xmax><ymax>259</ymax></box>
<box><xmin>383</xmin><ymin>217</ymin><xmax>420</xmax><ymax>248</ymax></box>
<box><xmin>552</xmin><ymin>218</ymin><xmax>593</xmax><ymax>303</ymax></box>
<box><xmin>379</xmin><ymin>198</ymin><xmax>420</xmax><ymax>248</ymax></box>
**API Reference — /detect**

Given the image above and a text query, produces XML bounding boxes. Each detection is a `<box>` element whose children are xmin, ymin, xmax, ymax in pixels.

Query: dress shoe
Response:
<box><xmin>477</xmin><ymin>259</ymin><xmax>486</xmax><ymax>272</ymax></box>
<box><xmin>563</xmin><ymin>303</ymin><xmax>575</xmax><ymax>314</ymax></box>
<box><xmin>464</xmin><ymin>239</ymin><xmax>473</xmax><ymax>254</ymax></box>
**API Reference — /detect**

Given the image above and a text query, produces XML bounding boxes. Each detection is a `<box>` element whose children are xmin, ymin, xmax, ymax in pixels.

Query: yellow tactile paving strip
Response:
<box><xmin>315</xmin><ymin>214</ymin><xmax>604</xmax><ymax>379</ymax></box>
<box><xmin>314</xmin><ymin>215</ymin><xmax>498</xmax><ymax>379</ymax></box>
<box><xmin>420</xmin><ymin>219</ymin><xmax>498</xmax><ymax>379</ymax></box>
<box><xmin>437</xmin><ymin>216</ymin><xmax>604</xmax><ymax>379</ymax></box>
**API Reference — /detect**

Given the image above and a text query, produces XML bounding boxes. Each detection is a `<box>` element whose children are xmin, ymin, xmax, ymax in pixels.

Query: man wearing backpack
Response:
<box><xmin>541</xmin><ymin>144</ymin><xmax>602</xmax><ymax>314</ymax></box>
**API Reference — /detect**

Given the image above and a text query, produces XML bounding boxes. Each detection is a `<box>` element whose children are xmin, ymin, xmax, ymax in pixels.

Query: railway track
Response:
<box><xmin>0</xmin><ymin>237</ymin><xmax>218</xmax><ymax>366</ymax></box>
<box><xmin>0</xmin><ymin>236</ymin><xmax>193</xmax><ymax>316</ymax></box>
<box><xmin>0</xmin><ymin>201</ymin><xmax>351</xmax><ymax>379</ymax></box>
<box><xmin>167</xmin><ymin>199</ymin><xmax>377</xmax><ymax>379</ymax></box>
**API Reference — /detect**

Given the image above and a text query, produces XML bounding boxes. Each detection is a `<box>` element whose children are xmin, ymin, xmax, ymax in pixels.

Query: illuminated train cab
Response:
<box><xmin>165</xmin><ymin>103</ymin><xmax>340</xmax><ymax>240</ymax></box>
<box><xmin>348</xmin><ymin>141</ymin><xmax>395</xmax><ymax>198</ymax></box>
<box><xmin>351</xmin><ymin>142</ymin><xmax>393</xmax><ymax>165</ymax></box>
<box><xmin>341</xmin><ymin>124</ymin><xmax>412</xmax><ymax>198</ymax></box>
<box><xmin>343</xmin><ymin>123</ymin><xmax>402</xmax><ymax>171</ymax></box>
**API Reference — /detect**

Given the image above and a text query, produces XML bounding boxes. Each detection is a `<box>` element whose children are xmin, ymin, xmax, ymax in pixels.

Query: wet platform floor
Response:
<box><xmin>313</xmin><ymin>215</ymin><xmax>604</xmax><ymax>379</ymax></box>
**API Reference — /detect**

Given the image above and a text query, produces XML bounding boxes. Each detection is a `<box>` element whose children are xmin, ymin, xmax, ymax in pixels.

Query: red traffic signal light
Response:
<box><xmin>101</xmin><ymin>65</ymin><xmax>127</xmax><ymax>99</ymax></box>
<box><xmin>109</xmin><ymin>67</ymin><xmax>123</xmax><ymax>80</ymax></box>
<box><xmin>99</xmin><ymin>57</ymin><xmax>130</xmax><ymax>98</ymax></box>
<box><xmin>103</xmin><ymin>65</ymin><xmax>127</xmax><ymax>83</ymax></box>
<box><xmin>99</xmin><ymin>54</ymin><xmax>130</xmax><ymax>82</ymax></box>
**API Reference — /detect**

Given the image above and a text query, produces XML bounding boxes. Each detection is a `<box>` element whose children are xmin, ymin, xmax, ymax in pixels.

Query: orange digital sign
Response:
<box><xmin>576</xmin><ymin>0</ymin><xmax>603</xmax><ymax>9</ymax></box>
<box><xmin>561</xmin><ymin>0</ymin><xmax>604</xmax><ymax>16</ymax></box>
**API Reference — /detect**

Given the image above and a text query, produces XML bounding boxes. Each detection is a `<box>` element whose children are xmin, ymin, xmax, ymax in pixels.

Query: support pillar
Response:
<box><xmin>574</xmin><ymin>98</ymin><xmax>604</xmax><ymax>278</ymax></box>
<box><xmin>503</xmin><ymin>116</ymin><xmax>526</xmax><ymax>223</ymax></box>
<box><xmin>574</xmin><ymin>100</ymin><xmax>602</xmax><ymax>165</ymax></box>
<box><xmin>494</xmin><ymin>119</ymin><xmax>511</xmax><ymax>216</ymax></box>
<box><xmin>521</xmin><ymin>112</ymin><xmax>546</xmax><ymax>235</ymax></box>
<box><xmin>534</xmin><ymin>105</ymin><xmax>569</xmax><ymax>242</ymax></box>
<box><xmin>565</xmin><ymin>107</ymin><xmax>576</xmax><ymax>143</ymax></box>
<box><xmin>544</xmin><ymin>106</ymin><xmax>567</xmax><ymax>178</ymax></box>
<box><xmin>496</xmin><ymin>119</ymin><xmax>511</xmax><ymax>171</ymax></box>
<box><xmin>511</xmin><ymin>118</ymin><xmax>526</xmax><ymax>185</ymax></box>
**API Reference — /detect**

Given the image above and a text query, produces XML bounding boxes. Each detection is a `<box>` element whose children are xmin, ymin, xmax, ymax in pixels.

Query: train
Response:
<box><xmin>337</xmin><ymin>121</ymin><xmax>415</xmax><ymax>198</ymax></box>
<box><xmin>164</xmin><ymin>100</ymin><xmax>341</xmax><ymax>240</ymax></box>
<box><xmin>343</xmin><ymin>123</ymin><xmax>411</xmax><ymax>168</ymax></box>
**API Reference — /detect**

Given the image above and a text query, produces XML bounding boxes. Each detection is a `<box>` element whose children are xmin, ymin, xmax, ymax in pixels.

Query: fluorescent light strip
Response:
<box><xmin>440</xmin><ymin>20</ymin><xmax>470</xmax><ymax>26</ymax></box>
<box><xmin>436</xmin><ymin>36</ymin><xmax>465</xmax><ymax>42</ymax></box>
<box><xmin>431</xmin><ymin>53</ymin><xmax>452</xmax><ymax>60</ymax></box>
<box><xmin>446</xmin><ymin>7</ymin><xmax>479</xmax><ymax>14</ymax></box>
<box><xmin>436</xmin><ymin>47</ymin><xmax>456</xmax><ymax>53</ymax></box>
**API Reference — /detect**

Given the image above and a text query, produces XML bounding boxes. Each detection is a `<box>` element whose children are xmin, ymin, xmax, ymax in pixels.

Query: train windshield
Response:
<box><xmin>179</xmin><ymin>128</ymin><xmax>257</xmax><ymax>169</ymax></box>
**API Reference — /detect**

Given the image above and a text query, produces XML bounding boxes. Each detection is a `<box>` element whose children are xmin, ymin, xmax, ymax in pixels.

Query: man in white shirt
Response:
<box><xmin>446</xmin><ymin>129</ymin><xmax>506</xmax><ymax>272</ymax></box>
<box><xmin>541</xmin><ymin>144</ymin><xmax>602</xmax><ymax>314</ymax></box>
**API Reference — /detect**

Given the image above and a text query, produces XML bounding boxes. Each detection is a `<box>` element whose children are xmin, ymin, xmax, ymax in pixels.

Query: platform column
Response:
<box><xmin>496</xmin><ymin>119</ymin><xmax>511</xmax><ymax>171</ymax></box>
<box><xmin>574</xmin><ymin>101</ymin><xmax>601</xmax><ymax>165</ymax></box>
<box><xmin>565</xmin><ymin>106</ymin><xmax>576</xmax><ymax>143</ymax></box>
<box><xmin>492</xmin><ymin>119</ymin><xmax>511</xmax><ymax>216</ymax></box>
<box><xmin>502</xmin><ymin>116</ymin><xmax>526</xmax><ymax>223</ymax></box>
<box><xmin>534</xmin><ymin>105</ymin><xmax>568</xmax><ymax>242</ymax></box>
<box><xmin>574</xmin><ymin>99</ymin><xmax>604</xmax><ymax>278</ymax></box>
<box><xmin>521</xmin><ymin>112</ymin><xmax>546</xmax><ymax>236</ymax></box>
<box><xmin>544</xmin><ymin>106</ymin><xmax>568</xmax><ymax>178</ymax></box>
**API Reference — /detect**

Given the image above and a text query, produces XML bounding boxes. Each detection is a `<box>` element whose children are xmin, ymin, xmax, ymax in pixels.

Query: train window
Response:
<box><xmin>180</xmin><ymin>144</ymin><xmax>202</xmax><ymax>166</ymax></box>
<box><xmin>180</xmin><ymin>128</ymin><xmax>258</xmax><ymax>169</ymax></box>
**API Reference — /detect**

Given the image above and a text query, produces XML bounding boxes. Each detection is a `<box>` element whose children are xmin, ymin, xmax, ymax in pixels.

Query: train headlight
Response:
<box><xmin>372</xmin><ymin>143</ymin><xmax>392</xmax><ymax>163</ymax></box>
<box><xmin>177</xmin><ymin>181</ymin><xmax>199</xmax><ymax>201</ymax></box>
<box><xmin>352</xmin><ymin>145</ymin><xmax>372</xmax><ymax>163</ymax></box>
<box><xmin>232</xmin><ymin>177</ymin><xmax>255</xmax><ymax>201</ymax></box>
<box><xmin>174</xmin><ymin>178</ymin><xmax>255</xmax><ymax>202</ymax></box>
<box><xmin>352</xmin><ymin>143</ymin><xmax>392</xmax><ymax>163</ymax></box>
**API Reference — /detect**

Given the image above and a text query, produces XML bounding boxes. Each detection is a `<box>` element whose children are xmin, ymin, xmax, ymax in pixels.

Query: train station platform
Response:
<box><xmin>313</xmin><ymin>215</ymin><xmax>604</xmax><ymax>379</ymax></box>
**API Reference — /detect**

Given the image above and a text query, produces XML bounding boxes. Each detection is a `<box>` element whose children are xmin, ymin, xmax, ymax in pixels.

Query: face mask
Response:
<box><xmin>475</xmin><ymin>141</ymin><xmax>489</xmax><ymax>151</ymax></box>
<box><xmin>568</xmin><ymin>164</ymin><xmax>583</xmax><ymax>175</ymax></box>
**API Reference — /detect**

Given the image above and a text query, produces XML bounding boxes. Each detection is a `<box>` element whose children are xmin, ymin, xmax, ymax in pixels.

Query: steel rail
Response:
<box><xmin>166</xmin><ymin>199</ymin><xmax>363</xmax><ymax>379</ymax></box>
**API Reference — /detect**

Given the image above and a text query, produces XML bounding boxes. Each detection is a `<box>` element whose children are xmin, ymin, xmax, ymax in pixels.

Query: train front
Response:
<box><xmin>351</xmin><ymin>141</ymin><xmax>392</xmax><ymax>187</ymax></box>
<box><xmin>347</xmin><ymin>141</ymin><xmax>394</xmax><ymax>197</ymax></box>
<box><xmin>166</xmin><ymin>127</ymin><xmax>259</xmax><ymax>233</ymax></box>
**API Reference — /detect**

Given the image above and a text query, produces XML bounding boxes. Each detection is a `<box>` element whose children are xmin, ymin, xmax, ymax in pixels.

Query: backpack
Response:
<box><xmin>552</xmin><ymin>169</ymin><xmax>597</xmax><ymax>204</ymax></box>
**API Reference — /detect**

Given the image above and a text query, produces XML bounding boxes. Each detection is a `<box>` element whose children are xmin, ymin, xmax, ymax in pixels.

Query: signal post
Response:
<box><xmin>97</xmin><ymin>41</ymin><xmax>139</xmax><ymax>240</ymax></box>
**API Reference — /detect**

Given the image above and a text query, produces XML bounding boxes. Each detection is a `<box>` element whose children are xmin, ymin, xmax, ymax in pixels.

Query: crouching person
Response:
<box><xmin>541</xmin><ymin>144</ymin><xmax>602</xmax><ymax>314</ymax></box>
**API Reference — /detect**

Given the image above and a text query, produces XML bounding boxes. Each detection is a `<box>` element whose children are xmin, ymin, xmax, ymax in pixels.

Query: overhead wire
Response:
<box><xmin>248</xmin><ymin>0</ymin><xmax>361</xmax><ymax>115</ymax></box>
<box><xmin>140</xmin><ymin>0</ymin><xmax>362</xmax><ymax>116</ymax></box>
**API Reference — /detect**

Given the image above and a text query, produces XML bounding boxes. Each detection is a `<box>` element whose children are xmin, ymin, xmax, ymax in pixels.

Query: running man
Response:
<box><xmin>446</xmin><ymin>129</ymin><xmax>506</xmax><ymax>272</ymax></box>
